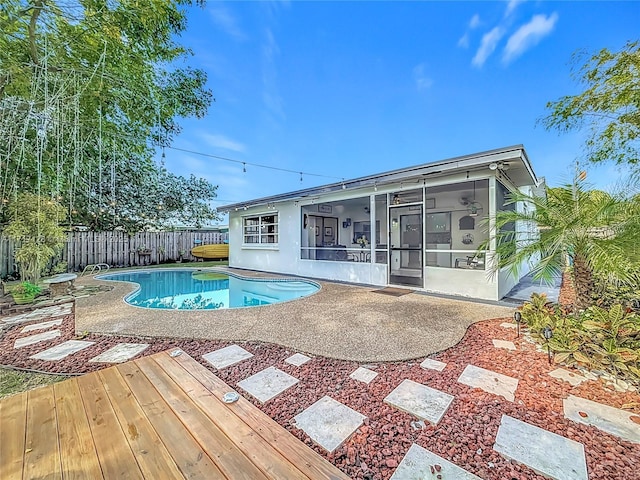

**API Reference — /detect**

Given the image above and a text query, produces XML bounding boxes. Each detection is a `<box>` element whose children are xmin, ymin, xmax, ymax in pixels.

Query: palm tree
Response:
<box><xmin>485</xmin><ymin>177</ymin><xmax>640</xmax><ymax>309</ymax></box>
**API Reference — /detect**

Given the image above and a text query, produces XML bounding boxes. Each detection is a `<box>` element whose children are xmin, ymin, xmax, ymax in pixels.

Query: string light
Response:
<box><xmin>243</xmin><ymin>162</ymin><xmax>246</xmax><ymax>173</ymax></box>
<box><xmin>168</xmin><ymin>146</ymin><xmax>343</xmax><ymax>181</ymax></box>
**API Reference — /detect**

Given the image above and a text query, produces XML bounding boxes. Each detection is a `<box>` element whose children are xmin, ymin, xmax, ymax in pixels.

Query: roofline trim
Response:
<box><xmin>218</xmin><ymin>145</ymin><xmax>534</xmax><ymax>212</ymax></box>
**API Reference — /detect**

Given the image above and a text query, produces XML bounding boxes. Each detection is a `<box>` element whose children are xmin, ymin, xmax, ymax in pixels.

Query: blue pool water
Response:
<box><xmin>97</xmin><ymin>270</ymin><xmax>319</xmax><ymax>310</ymax></box>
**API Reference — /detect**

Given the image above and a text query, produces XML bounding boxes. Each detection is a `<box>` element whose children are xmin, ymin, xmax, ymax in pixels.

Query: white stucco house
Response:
<box><xmin>218</xmin><ymin>145</ymin><xmax>542</xmax><ymax>301</ymax></box>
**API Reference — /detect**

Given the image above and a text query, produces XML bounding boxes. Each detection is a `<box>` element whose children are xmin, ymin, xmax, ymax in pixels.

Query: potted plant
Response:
<box><xmin>11</xmin><ymin>281</ymin><xmax>42</xmax><ymax>305</ymax></box>
<box><xmin>177</xmin><ymin>249</ymin><xmax>187</xmax><ymax>263</ymax></box>
<box><xmin>137</xmin><ymin>245</ymin><xmax>152</xmax><ymax>255</ymax></box>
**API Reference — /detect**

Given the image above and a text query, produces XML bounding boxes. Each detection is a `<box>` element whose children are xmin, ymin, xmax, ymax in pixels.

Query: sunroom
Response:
<box><xmin>219</xmin><ymin>145</ymin><xmax>541</xmax><ymax>301</ymax></box>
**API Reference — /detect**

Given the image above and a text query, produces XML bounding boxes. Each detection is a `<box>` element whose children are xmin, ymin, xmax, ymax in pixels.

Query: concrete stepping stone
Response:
<box><xmin>349</xmin><ymin>366</ymin><xmax>378</xmax><ymax>384</ymax></box>
<box><xmin>492</xmin><ymin>339</ymin><xmax>516</xmax><ymax>350</ymax></box>
<box><xmin>237</xmin><ymin>366</ymin><xmax>299</xmax><ymax>403</ymax></box>
<box><xmin>89</xmin><ymin>343</ymin><xmax>149</xmax><ymax>364</ymax></box>
<box><xmin>14</xmin><ymin>330</ymin><xmax>61</xmax><ymax>348</ymax></box>
<box><xmin>563</xmin><ymin>394</ymin><xmax>640</xmax><ymax>444</ymax></box>
<box><xmin>202</xmin><ymin>344</ymin><xmax>253</xmax><ymax>369</ymax></box>
<box><xmin>285</xmin><ymin>353</ymin><xmax>312</xmax><ymax>366</ymax></box>
<box><xmin>420</xmin><ymin>358</ymin><xmax>446</xmax><ymax>371</ymax></box>
<box><xmin>384</xmin><ymin>379</ymin><xmax>454</xmax><ymax>425</ymax></box>
<box><xmin>458</xmin><ymin>364</ymin><xmax>519</xmax><ymax>402</ymax></box>
<box><xmin>293</xmin><ymin>395</ymin><xmax>366</xmax><ymax>453</ymax></box>
<box><xmin>20</xmin><ymin>319</ymin><xmax>64</xmax><ymax>333</ymax></box>
<box><xmin>390</xmin><ymin>443</ymin><xmax>482</xmax><ymax>480</ymax></box>
<box><xmin>549</xmin><ymin>368</ymin><xmax>587</xmax><ymax>387</ymax></box>
<box><xmin>494</xmin><ymin>414</ymin><xmax>588</xmax><ymax>480</ymax></box>
<box><xmin>500</xmin><ymin>322</ymin><xmax>517</xmax><ymax>329</ymax></box>
<box><xmin>30</xmin><ymin>340</ymin><xmax>94</xmax><ymax>361</ymax></box>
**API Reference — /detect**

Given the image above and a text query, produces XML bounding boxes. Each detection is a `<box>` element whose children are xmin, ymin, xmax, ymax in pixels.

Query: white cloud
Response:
<box><xmin>505</xmin><ymin>0</ymin><xmax>524</xmax><ymax>17</ymax></box>
<box><xmin>472</xmin><ymin>26</ymin><xmax>505</xmax><ymax>67</ymax></box>
<box><xmin>469</xmin><ymin>13</ymin><xmax>481</xmax><ymax>29</ymax></box>
<box><xmin>413</xmin><ymin>64</ymin><xmax>433</xmax><ymax>91</ymax></box>
<box><xmin>200</xmin><ymin>133</ymin><xmax>247</xmax><ymax>153</ymax></box>
<box><xmin>458</xmin><ymin>14</ymin><xmax>481</xmax><ymax>49</ymax></box>
<box><xmin>209</xmin><ymin>5</ymin><xmax>246</xmax><ymax>41</ymax></box>
<box><xmin>458</xmin><ymin>33</ymin><xmax>470</xmax><ymax>49</ymax></box>
<box><xmin>503</xmin><ymin>13</ymin><xmax>559</xmax><ymax>63</ymax></box>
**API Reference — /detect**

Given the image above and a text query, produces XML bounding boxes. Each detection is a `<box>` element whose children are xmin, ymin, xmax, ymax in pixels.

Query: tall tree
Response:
<box><xmin>543</xmin><ymin>41</ymin><xmax>640</xmax><ymax>166</ymax></box>
<box><xmin>485</xmin><ymin>178</ymin><xmax>640</xmax><ymax>309</ymax></box>
<box><xmin>0</xmin><ymin>0</ymin><xmax>219</xmax><ymax>229</ymax></box>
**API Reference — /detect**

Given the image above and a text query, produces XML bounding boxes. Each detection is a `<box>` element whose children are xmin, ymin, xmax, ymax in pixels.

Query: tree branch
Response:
<box><xmin>28</xmin><ymin>0</ymin><xmax>44</xmax><ymax>66</ymax></box>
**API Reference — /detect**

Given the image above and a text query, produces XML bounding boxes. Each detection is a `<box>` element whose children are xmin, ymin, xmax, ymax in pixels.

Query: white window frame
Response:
<box><xmin>242</xmin><ymin>212</ymin><xmax>279</xmax><ymax>246</ymax></box>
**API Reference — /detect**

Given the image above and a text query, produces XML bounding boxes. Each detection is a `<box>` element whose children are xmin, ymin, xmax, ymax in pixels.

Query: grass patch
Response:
<box><xmin>0</xmin><ymin>368</ymin><xmax>67</xmax><ymax>399</ymax></box>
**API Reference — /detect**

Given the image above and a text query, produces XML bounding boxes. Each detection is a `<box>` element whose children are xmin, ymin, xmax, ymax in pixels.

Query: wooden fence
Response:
<box><xmin>0</xmin><ymin>231</ymin><xmax>228</xmax><ymax>279</ymax></box>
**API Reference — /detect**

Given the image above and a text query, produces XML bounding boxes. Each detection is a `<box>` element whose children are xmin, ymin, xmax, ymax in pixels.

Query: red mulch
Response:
<box><xmin>1</xmin><ymin>309</ymin><xmax>639</xmax><ymax>480</ymax></box>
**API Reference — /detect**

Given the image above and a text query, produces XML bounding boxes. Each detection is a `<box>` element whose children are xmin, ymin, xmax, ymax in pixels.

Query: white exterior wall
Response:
<box><xmin>229</xmin><ymin>191</ymin><xmax>389</xmax><ymax>286</ymax></box>
<box><xmin>228</xmin><ymin>171</ymin><xmax>535</xmax><ymax>301</ymax></box>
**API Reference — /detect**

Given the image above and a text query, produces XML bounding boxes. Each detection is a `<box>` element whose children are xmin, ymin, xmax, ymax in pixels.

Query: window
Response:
<box><xmin>243</xmin><ymin>213</ymin><xmax>278</xmax><ymax>244</ymax></box>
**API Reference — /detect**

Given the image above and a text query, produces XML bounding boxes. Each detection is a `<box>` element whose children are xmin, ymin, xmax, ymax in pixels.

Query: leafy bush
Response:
<box><xmin>591</xmin><ymin>266</ymin><xmax>640</xmax><ymax>311</ymax></box>
<box><xmin>520</xmin><ymin>294</ymin><xmax>640</xmax><ymax>383</ymax></box>
<box><xmin>2</xmin><ymin>194</ymin><xmax>67</xmax><ymax>283</ymax></box>
<box><xmin>11</xmin><ymin>282</ymin><xmax>42</xmax><ymax>297</ymax></box>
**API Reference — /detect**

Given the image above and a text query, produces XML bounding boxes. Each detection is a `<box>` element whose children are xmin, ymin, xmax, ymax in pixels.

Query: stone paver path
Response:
<box><xmin>492</xmin><ymin>339</ymin><xmax>516</xmax><ymax>351</ymax></box>
<box><xmin>293</xmin><ymin>396</ymin><xmax>366</xmax><ymax>453</ymax></box>
<box><xmin>384</xmin><ymin>379</ymin><xmax>454</xmax><ymax>425</ymax></box>
<box><xmin>419</xmin><ymin>358</ymin><xmax>446</xmax><ymax>371</ymax></box>
<box><xmin>494</xmin><ymin>414</ymin><xmax>588</xmax><ymax>480</ymax></box>
<box><xmin>202</xmin><ymin>344</ymin><xmax>253</xmax><ymax>369</ymax></box>
<box><xmin>2</xmin><ymin>303</ymin><xmax>73</xmax><ymax>325</ymax></box>
<box><xmin>237</xmin><ymin>366</ymin><xmax>299</xmax><ymax>403</ymax></box>
<box><xmin>20</xmin><ymin>319</ymin><xmax>64</xmax><ymax>333</ymax></box>
<box><xmin>458</xmin><ymin>364</ymin><xmax>519</xmax><ymax>402</ymax></box>
<box><xmin>349</xmin><ymin>366</ymin><xmax>378</xmax><ymax>384</ymax></box>
<box><xmin>30</xmin><ymin>340</ymin><xmax>94</xmax><ymax>361</ymax></box>
<box><xmin>14</xmin><ymin>330</ymin><xmax>61</xmax><ymax>348</ymax></box>
<box><xmin>89</xmin><ymin>343</ymin><xmax>149</xmax><ymax>364</ymax></box>
<box><xmin>563</xmin><ymin>395</ymin><xmax>640</xmax><ymax>444</ymax></box>
<box><xmin>390</xmin><ymin>443</ymin><xmax>482</xmax><ymax>480</ymax></box>
<box><xmin>549</xmin><ymin>368</ymin><xmax>588</xmax><ymax>387</ymax></box>
<box><xmin>285</xmin><ymin>353</ymin><xmax>312</xmax><ymax>366</ymax></box>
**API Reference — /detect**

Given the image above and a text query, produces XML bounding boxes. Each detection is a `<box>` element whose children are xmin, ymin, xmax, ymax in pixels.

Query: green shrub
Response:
<box><xmin>2</xmin><ymin>194</ymin><xmax>66</xmax><ymax>283</ymax></box>
<box><xmin>591</xmin><ymin>266</ymin><xmax>640</xmax><ymax>310</ymax></box>
<box><xmin>520</xmin><ymin>295</ymin><xmax>640</xmax><ymax>383</ymax></box>
<box><xmin>11</xmin><ymin>282</ymin><xmax>42</xmax><ymax>296</ymax></box>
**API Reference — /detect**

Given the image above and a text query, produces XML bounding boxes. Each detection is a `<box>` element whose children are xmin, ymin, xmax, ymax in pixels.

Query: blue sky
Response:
<box><xmin>164</xmin><ymin>1</ymin><xmax>638</xmax><ymax>221</ymax></box>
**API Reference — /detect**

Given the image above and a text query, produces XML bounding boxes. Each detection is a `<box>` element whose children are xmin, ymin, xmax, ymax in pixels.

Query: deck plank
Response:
<box><xmin>53</xmin><ymin>379</ymin><xmax>103</xmax><ymax>479</ymax></box>
<box><xmin>134</xmin><ymin>355</ymin><xmax>270</xmax><ymax>480</ymax></box>
<box><xmin>98</xmin><ymin>366</ymin><xmax>186</xmax><ymax>479</ymax></box>
<box><xmin>171</xmin><ymin>351</ymin><xmax>351</xmax><ymax>480</ymax></box>
<box><xmin>153</xmin><ymin>352</ymin><xmax>310</xmax><ymax>480</ymax></box>
<box><xmin>77</xmin><ymin>372</ymin><xmax>144</xmax><ymax>479</ymax></box>
<box><xmin>24</xmin><ymin>385</ymin><xmax>62</xmax><ymax>480</ymax></box>
<box><xmin>116</xmin><ymin>361</ymin><xmax>226</xmax><ymax>479</ymax></box>
<box><xmin>0</xmin><ymin>391</ymin><xmax>28</xmax><ymax>480</ymax></box>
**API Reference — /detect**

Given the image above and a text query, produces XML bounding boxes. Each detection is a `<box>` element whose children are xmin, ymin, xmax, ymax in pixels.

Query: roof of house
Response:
<box><xmin>218</xmin><ymin>145</ymin><xmax>538</xmax><ymax>212</ymax></box>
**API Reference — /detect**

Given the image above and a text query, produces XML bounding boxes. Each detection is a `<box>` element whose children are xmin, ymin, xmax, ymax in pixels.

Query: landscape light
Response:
<box><xmin>543</xmin><ymin>325</ymin><xmax>553</xmax><ymax>364</ymax></box>
<box><xmin>514</xmin><ymin>311</ymin><xmax>522</xmax><ymax>338</ymax></box>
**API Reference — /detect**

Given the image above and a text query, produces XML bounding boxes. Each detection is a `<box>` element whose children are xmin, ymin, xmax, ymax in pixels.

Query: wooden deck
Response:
<box><xmin>0</xmin><ymin>350</ymin><xmax>350</xmax><ymax>479</ymax></box>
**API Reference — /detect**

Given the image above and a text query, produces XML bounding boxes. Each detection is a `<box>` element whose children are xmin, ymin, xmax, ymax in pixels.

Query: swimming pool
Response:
<box><xmin>97</xmin><ymin>269</ymin><xmax>319</xmax><ymax>310</ymax></box>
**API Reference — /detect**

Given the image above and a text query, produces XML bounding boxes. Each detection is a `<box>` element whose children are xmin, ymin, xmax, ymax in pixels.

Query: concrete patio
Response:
<box><xmin>75</xmin><ymin>267</ymin><xmax>513</xmax><ymax>362</ymax></box>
